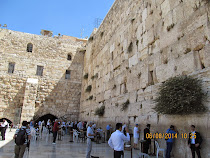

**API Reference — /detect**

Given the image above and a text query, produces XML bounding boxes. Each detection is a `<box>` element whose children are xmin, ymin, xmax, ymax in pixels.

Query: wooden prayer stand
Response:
<box><xmin>124</xmin><ymin>133</ymin><xmax>133</xmax><ymax>158</ymax></box>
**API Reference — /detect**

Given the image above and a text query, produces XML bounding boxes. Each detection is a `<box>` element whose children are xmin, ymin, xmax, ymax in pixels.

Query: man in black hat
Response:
<box><xmin>143</xmin><ymin>124</ymin><xmax>151</xmax><ymax>154</ymax></box>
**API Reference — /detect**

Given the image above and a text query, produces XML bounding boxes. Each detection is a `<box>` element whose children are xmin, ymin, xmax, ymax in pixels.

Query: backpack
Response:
<box><xmin>15</xmin><ymin>128</ymin><xmax>27</xmax><ymax>145</ymax></box>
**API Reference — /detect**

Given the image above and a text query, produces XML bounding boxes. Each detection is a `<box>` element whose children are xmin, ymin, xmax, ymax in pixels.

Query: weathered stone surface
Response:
<box><xmin>0</xmin><ymin>29</ymin><xmax>86</xmax><ymax>124</ymax></box>
<box><xmin>79</xmin><ymin>1</ymin><xmax>210</xmax><ymax>158</ymax></box>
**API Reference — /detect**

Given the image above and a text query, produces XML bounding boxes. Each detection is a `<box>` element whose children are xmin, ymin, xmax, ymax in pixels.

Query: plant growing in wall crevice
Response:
<box><xmin>86</xmin><ymin>85</ymin><xmax>92</xmax><ymax>92</ymax></box>
<box><xmin>89</xmin><ymin>95</ymin><xmax>93</xmax><ymax>100</ymax></box>
<box><xmin>95</xmin><ymin>105</ymin><xmax>105</xmax><ymax>116</ymax></box>
<box><xmin>84</xmin><ymin>73</ymin><xmax>88</xmax><ymax>79</ymax></box>
<box><xmin>154</xmin><ymin>75</ymin><xmax>207</xmax><ymax>115</ymax></box>
<box><xmin>121</xmin><ymin>99</ymin><xmax>130</xmax><ymax>111</ymax></box>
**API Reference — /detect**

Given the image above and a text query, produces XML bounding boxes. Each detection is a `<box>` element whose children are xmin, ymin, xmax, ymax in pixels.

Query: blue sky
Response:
<box><xmin>0</xmin><ymin>0</ymin><xmax>115</xmax><ymax>38</ymax></box>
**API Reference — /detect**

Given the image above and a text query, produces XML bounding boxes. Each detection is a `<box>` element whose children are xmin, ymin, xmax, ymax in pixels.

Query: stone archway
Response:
<box><xmin>34</xmin><ymin>114</ymin><xmax>58</xmax><ymax>124</ymax></box>
<box><xmin>0</xmin><ymin>118</ymin><xmax>13</xmax><ymax>125</ymax></box>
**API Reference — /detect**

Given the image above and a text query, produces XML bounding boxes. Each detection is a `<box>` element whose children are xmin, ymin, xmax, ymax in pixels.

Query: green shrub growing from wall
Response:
<box><xmin>86</xmin><ymin>85</ymin><xmax>92</xmax><ymax>92</ymax></box>
<box><xmin>121</xmin><ymin>99</ymin><xmax>130</xmax><ymax>111</ymax></box>
<box><xmin>84</xmin><ymin>73</ymin><xmax>88</xmax><ymax>79</ymax></box>
<box><xmin>95</xmin><ymin>105</ymin><xmax>105</xmax><ymax>116</ymax></box>
<box><xmin>154</xmin><ymin>75</ymin><xmax>207</xmax><ymax>115</ymax></box>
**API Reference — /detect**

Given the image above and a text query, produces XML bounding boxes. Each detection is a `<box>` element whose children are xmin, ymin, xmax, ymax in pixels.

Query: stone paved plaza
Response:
<box><xmin>0</xmin><ymin>130</ymin><xmax>159</xmax><ymax>158</ymax></box>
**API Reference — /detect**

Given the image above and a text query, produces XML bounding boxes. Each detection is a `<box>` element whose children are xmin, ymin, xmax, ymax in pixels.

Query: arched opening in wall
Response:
<box><xmin>27</xmin><ymin>43</ymin><xmax>33</xmax><ymax>52</ymax></box>
<box><xmin>0</xmin><ymin>118</ymin><xmax>13</xmax><ymax>125</ymax></box>
<box><xmin>35</xmin><ymin>114</ymin><xmax>58</xmax><ymax>125</ymax></box>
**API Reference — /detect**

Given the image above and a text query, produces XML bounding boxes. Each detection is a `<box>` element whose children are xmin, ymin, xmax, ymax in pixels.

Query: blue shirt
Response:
<box><xmin>30</xmin><ymin>121</ymin><xmax>34</xmax><ymax>127</ymax></box>
<box><xmin>106</xmin><ymin>125</ymin><xmax>110</xmax><ymax>130</ymax></box>
<box><xmin>166</xmin><ymin>128</ymin><xmax>177</xmax><ymax>143</ymax></box>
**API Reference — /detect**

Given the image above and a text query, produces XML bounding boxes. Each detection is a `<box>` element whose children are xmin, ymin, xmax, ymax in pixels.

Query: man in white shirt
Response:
<box><xmin>1</xmin><ymin>119</ymin><xmax>8</xmax><ymax>140</ymax></box>
<box><xmin>77</xmin><ymin>121</ymin><xmax>83</xmax><ymax>131</ymax></box>
<box><xmin>92</xmin><ymin>123</ymin><xmax>96</xmax><ymax>129</ymax></box>
<box><xmin>86</xmin><ymin>121</ymin><xmax>96</xmax><ymax>158</ymax></box>
<box><xmin>133</xmin><ymin>124</ymin><xmax>140</xmax><ymax>149</ymax></box>
<box><xmin>108</xmin><ymin>123</ymin><xmax>130</xmax><ymax>158</ymax></box>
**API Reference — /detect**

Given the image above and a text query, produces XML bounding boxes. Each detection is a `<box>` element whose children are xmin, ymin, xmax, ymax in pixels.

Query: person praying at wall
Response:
<box><xmin>165</xmin><ymin>125</ymin><xmax>178</xmax><ymax>158</ymax></box>
<box><xmin>143</xmin><ymin>124</ymin><xmax>151</xmax><ymax>154</ymax></box>
<box><xmin>133</xmin><ymin>124</ymin><xmax>140</xmax><ymax>150</ymax></box>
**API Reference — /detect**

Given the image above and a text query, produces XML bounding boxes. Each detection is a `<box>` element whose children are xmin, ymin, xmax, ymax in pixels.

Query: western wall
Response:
<box><xmin>0</xmin><ymin>29</ymin><xmax>86</xmax><ymax>124</ymax></box>
<box><xmin>79</xmin><ymin>0</ymin><xmax>210</xmax><ymax>157</ymax></box>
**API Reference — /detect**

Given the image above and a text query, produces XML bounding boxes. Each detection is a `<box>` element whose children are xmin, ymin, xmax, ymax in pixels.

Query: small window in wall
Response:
<box><xmin>65</xmin><ymin>70</ymin><xmax>71</xmax><ymax>79</ymax></box>
<box><xmin>8</xmin><ymin>62</ymin><xmax>15</xmax><ymax>74</ymax></box>
<box><xmin>27</xmin><ymin>43</ymin><xmax>33</xmax><ymax>52</ymax></box>
<box><xmin>36</xmin><ymin>66</ymin><xmax>44</xmax><ymax>76</ymax></box>
<box><xmin>67</xmin><ymin>54</ymin><xmax>72</xmax><ymax>61</ymax></box>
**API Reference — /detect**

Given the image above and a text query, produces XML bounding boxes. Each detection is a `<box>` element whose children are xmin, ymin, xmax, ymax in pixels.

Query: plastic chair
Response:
<box><xmin>155</xmin><ymin>141</ymin><xmax>165</xmax><ymax>158</ymax></box>
<box><xmin>73</xmin><ymin>129</ymin><xmax>80</xmax><ymax>142</ymax></box>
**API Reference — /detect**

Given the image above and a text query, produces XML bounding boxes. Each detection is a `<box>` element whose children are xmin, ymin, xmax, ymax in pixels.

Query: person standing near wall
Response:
<box><xmin>143</xmin><ymin>124</ymin><xmax>151</xmax><ymax>154</ymax></box>
<box><xmin>106</xmin><ymin>124</ymin><xmax>111</xmax><ymax>141</ymax></box>
<box><xmin>165</xmin><ymin>125</ymin><xmax>178</xmax><ymax>158</ymax></box>
<box><xmin>108</xmin><ymin>123</ymin><xmax>130</xmax><ymax>158</ymax></box>
<box><xmin>188</xmin><ymin>125</ymin><xmax>202</xmax><ymax>158</ymax></box>
<box><xmin>86</xmin><ymin>121</ymin><xmax>96</xmax><ymax>158</ymax></box>
<box><xmin>52</xmin><ymin>119</ymin><xmax>59</xmax><ymax>144</ymax></box>
<box><xmin>133</xmin><ymin>124</ymin><xmax>140</xmax><ymax>149</ymax></box>
<box><xmin>0</xmin><ymin>119</ymin><xmax>8</xmax><ymax>140</ymax></box>
<box><xmin>14</xmin><ymin>121</ymin><xmax>31</xmax><ymax>158</ymax></box>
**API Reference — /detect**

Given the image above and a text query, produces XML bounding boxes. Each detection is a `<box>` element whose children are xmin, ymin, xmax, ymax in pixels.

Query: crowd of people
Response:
<box><xmin>0</xmin><ymin>118</ymin><xmax>203</xmax><ymax>158</ymax></box>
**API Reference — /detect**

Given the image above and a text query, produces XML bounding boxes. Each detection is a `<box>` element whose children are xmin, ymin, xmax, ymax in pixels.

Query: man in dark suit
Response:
<box><xmin>143</xmin><ymin>124</ymin><xmax>151</xmax><ymax>154</ymax></box>
<box><xmin>188</xmin><ymin>125</ymin><xmax>202</xmax><ymax>158</ymax></box>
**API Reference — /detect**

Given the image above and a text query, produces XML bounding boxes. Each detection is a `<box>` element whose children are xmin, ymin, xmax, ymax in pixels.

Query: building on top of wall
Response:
<box><xmin>0</xmin><ymin>28</ymin><xmax>87</xmax><ymax>124</ymax></box>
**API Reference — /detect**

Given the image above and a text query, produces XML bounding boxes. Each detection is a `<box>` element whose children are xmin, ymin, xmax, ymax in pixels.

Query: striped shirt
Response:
<box><xmin>15</xmin><ymin>126</ymin><xmax>31</xmax><ymax>144</ymax></box>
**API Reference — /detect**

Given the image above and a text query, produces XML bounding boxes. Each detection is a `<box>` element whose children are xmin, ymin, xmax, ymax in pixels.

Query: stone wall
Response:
<box><xmin>80</xmin><ymin>0</ymin><xmax>210</xmax><ymax>157</ymax></box>
<box><xmin>0</xmin><ymin>29</ymin><xmax>86</xmax><ymax>124</ymax></box>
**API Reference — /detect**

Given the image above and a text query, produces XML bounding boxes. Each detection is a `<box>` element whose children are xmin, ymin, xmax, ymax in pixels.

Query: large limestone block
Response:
<box><xmin>203</xmin><ymin>43</ymin><xmax>210</xmax><ymax>67</ymax></box>
<box><xmin>129</xmin><ymin>54</ymin><xmax>138</xmax><ymax>68</ymax></box>
<box><xmin>161</xmin><ymin>0</ymin><xmax>170</xmax><ymax>18</ymax></box>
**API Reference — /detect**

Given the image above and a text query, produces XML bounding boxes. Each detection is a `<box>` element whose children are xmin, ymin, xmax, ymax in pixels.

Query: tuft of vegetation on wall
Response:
<box><xmin>84</xmin><ymin>73</ymin><xmax>88</xmax><ymax>79</ymax></box>
<box><xmin>121</xmin><ymin>99</ymin><xmax>130</xmax><ymax>111</ymax></box>
<box><xmin>95</xmin><ymin>105</ymin><xmax>105</xmax><ymax>116</ymax></box>
<box><xmin>154</xmin><ymin>75</ymin><xmax>207</xmax><ymax>115</ymax></box>
<box><xmin>89</xmin><ymin>95</ymin><xmax>93</xmax><ymax>100</ymax></box>
<box><xmin>86</xmin><ymin>85</ymin><xmax>92</xmax><ymax>92</ymax></box>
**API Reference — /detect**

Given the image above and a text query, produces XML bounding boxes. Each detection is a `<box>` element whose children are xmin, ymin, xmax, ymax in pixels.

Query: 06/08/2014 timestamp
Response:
<box><xmin>146</xmin><ymin>133</ymin><xmax>196</xmax><ymax>139</ymax></box>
